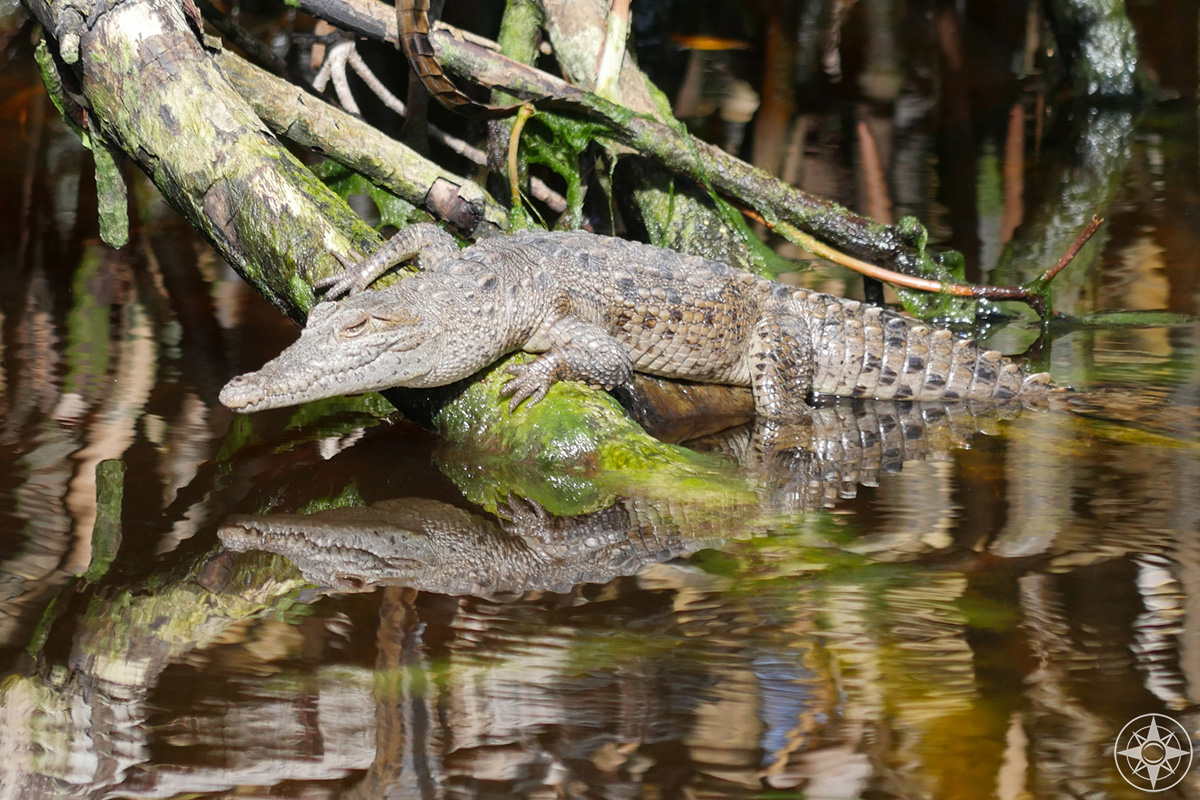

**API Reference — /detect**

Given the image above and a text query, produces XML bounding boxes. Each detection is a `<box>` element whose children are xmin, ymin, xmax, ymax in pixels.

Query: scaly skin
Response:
<box><xmin>395</xmin><ymin>0</ymin><xmax>521</xmax><ymax>114</ymax></box>
<box><xmin>219</xmin><ymin>224</ymin><xmax>1052</xmax><ymax>417</ymax></box>
<box><xmin>219</xmin><ymin>496</ymin><xmax>728</xmax><ymax>595</ymax></box>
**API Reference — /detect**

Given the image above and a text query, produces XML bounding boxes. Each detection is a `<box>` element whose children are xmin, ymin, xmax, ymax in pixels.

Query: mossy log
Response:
<box><xmin>33</xmin><ymin>0</ymin><xmax>382</xmax><ymax>322</ymax></box>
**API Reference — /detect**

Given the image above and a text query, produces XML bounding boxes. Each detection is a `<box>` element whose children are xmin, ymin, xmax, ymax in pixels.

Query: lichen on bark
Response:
<box><xmin>49</xmin><ymin>0</ymin><xmax>380</xmax><ymax>322</ymax></box>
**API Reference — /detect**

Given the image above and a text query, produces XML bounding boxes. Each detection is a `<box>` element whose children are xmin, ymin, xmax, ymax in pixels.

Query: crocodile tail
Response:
<box><xmin>916</xmin><ymin>326</ymin><xmax>1052</xmax><ymax>401</ymax></box>
<box><xmin>799</xmin><ymin>291</ymin><xmax>1052</xmax><ymax>402</ymax></box>
<box><xmin>396</xmin><ymin>0</ymin><xmax>522</xmax><ymax>115</ymax></box>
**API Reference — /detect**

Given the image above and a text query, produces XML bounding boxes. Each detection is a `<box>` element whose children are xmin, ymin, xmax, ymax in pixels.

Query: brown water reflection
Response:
<box><xmin>1</xmin><ymin>7</ymin><xmax>1200</xmax><ymax>800</ymax></box>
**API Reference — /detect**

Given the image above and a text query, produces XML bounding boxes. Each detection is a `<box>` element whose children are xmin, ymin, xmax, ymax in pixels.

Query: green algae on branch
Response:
<box><xmin>34</xmin><ymin>41</ymin><xmax>129</xmax><ymax>248</ymax></box>
<box><xmin>434</xmin><ymin>354</ymin><xmax>751</xmax><ymax>516</ymax></box>
<box><xmin>513</xmin><ymin>111</ymin><xmax>597</xmax><ymax>229</ymax></box>
<box><xmin>84</xmin><ymin>459</ymin><xmax>125</xmax><ymax>583</ymax></box>
<box><xmin>70</xmin><ymin>548</ymin><xmax>313</xmax><ymax>671</ymax></box>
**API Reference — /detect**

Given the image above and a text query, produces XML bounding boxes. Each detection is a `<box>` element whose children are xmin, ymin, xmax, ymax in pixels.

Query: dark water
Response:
<box><xmin>1</xmin><ymin>4</ymin><xmax>1200</xmax><ymax>799</ymax></box>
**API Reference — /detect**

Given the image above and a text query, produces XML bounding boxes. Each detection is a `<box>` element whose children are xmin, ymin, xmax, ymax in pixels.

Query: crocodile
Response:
<box><xmin>219</xmin><ymin>224</ymin><xmax>1052</xmax><ymax>417</ymax></box>
<box><xmin>218</xmin><ymin>496</ymin><xmax>730</xmax><ymax>596</ymax></box>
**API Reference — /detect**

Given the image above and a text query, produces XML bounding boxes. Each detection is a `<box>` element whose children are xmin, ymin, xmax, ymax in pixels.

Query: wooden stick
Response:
<box><xmin>744</xmin><ymin>208</ymin><xmax>1101</xmax><ymax>318</ymax></box>
<box><xmin>1037</xmin><ymin>215</ymin><xmax>1103</xmax><ymax>285</ymax></box>
<box><xmin>508</xmin><ymin>103</ymin><xmax>536</xmax><ymax>213</ymax></box>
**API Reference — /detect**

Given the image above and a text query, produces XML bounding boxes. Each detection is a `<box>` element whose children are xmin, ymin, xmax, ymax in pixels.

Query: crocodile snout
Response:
<box><xmin>219</xmin><ymin>373</ymin><xmax>264</xmax><ymax>412</ymax></box>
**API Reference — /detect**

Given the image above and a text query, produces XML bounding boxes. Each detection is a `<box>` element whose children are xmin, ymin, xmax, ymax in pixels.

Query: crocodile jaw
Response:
<box><xmin>219</xmin><ymin>332</ymin><xmax>437</xmax><ymax>412</ymax></box>
<box><xmin>220</xmin><ymin>367</ymin><xmax>361</xmax><ymax>412</ymax></box>
<box><xmin>219</xmin><ymin>515</ymin><xmax>431</xmax><ymax>589</ymax></box>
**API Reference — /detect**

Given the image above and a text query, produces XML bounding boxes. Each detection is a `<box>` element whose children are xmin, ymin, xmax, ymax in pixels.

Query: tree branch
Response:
<box><xmin>216</xmin><ymin>49</ymin><xmax>510</xmax><ymax>235</ymax></box>
<box><xmin>36</xmin><ymin>0</ymin><xmax>381</xmax><ymax>321</ymax></box>
<box><xmin>291</xmin><ymin>0</ymin><xmax>934</xmax><ymax>275</ymax></box>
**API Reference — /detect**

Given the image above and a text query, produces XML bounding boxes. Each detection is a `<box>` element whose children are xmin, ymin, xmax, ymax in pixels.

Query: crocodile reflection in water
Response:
<box><xmin>220</xmin><ymin>399</ymin><xmax>1027</xmax><ymax>595</ymax></box>
<box><xmin>220</xmin><ymin>495</ymin><xmax>732</xmax><ymax>596</ymax></box>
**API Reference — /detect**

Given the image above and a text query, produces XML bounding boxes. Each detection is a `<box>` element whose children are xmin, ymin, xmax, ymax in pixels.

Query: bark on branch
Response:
<box><xmin>293</xmin><ymin>0</ymin><xmax>934</xmax><ymax>277</ymax></box>
<box><xmin>33</xmin><ymin>0</ymin><xmax>382</xmax><ymax>322</ymax></box>
<box><xmin>217</xmin><ymin>50</ymin><xmax>510</xmax><ymax>235</ymax></box>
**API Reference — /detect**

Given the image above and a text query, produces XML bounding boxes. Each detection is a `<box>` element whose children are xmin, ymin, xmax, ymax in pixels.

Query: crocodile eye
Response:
<box><xmin>337</xmin><ymin>575</ymin><xmax>366</xmax><ymax>591</ymax></box>
<box><xmin>339</xmin><ymin>315</ymin><xmax>371</xmax><ymax>338</ymax></box>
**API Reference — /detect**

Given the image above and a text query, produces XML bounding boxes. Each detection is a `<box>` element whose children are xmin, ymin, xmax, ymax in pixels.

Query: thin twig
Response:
<box><xmin>347</xmin><ymin>47</ymin><xmax>406</xmax><ymax>114</ymax></box>
<box><xmin>744</xmin><ymin>208</ymin><xmax>1099</xmax><ymax>318</ymax></box>
<box><xmin>1037</xmin><ymin>214</ymin><xmax>1103</xmax><ymax>285</ymax></box>
<box><xmin>508</xmin><ymin>103</ymin><xmax>536</xmax><ymax>212</ymax></box>
<box><xmin>329</xmin><ymin>42</ymin><xmax>360</xmax><ymax>113</ymax></box>
<box><xmin>760</xmin><ymin>213</ymin><xmax>980</xmax><ymax>296</ymax></box>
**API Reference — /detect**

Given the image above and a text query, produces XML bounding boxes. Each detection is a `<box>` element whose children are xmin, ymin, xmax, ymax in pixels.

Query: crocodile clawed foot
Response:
<box><xmin>499</xmin><ymin>362</ymin><xmax>554</xmax><ymax>411</ymax></box>
<box><xmin>497</xmin><ymin>494</ymin><xmax>550</xmax><ymax>528</ymax></box>
<box><xmin>313</xmin><ymin>250</ymin><xmax>366</xmax><ymax>299</ymax></box>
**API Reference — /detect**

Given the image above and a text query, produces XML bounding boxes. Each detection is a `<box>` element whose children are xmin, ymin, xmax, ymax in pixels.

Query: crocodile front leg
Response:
<box><xmin>501</xmin><ymin>316</ymin><xmax>634</xmax><ymax>410</ymax></box>
<box><xmin>318</xmin><ymin>223</ymin><xmax>462</xmax><ymax>298</ymax></box>
<box><xmin>747</xmin><ymin>309</ymin><xmax>815</xmax><ymax>419</ymax></box>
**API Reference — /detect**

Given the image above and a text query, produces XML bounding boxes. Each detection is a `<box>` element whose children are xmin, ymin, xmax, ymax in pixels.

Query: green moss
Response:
<box><xmin>317</xmin><ymin>161</ymin><xmax>423</xmax><ymax>236</ymax></box>
<box><xmin>34</xmin><ymin>41</ymin><xmax>83</xmax><ymax>140</ymax></box>
<box><xmin>84</xmin><ymin>460</ymin><xmax>125</xmax><ymax>583</ymax></box>
<box><xmin>496</xmin><ymin>0</ymin><xmax>544</xmax><ymax>67</ymax></box>
<box><xmin>215</xmin><ymin>413</ymin><xmax>260</xmax><ymax>462</ymax></box>
<box><xmin>284</xmin><ymin>392</ymin><xmax>397</xmax><ymax>430</ymax></box>
<box><xmin>434</xmin><ymin>354</ymin><xmax>749</xmax><ymax>515</ymax></box>
<box><xmin>894</xmin><ymin>249</ymin><xmax>978</xmax><ymax>323</ymax></box>
<box><xmin>297</xmin><ymin>483</ymin><xmax>365</xmax><ymax>515</ymax></box>
<box><xmin>518</xmin><ymin>113</ymin><xmax>596</xmax><ymax>227</ymax></box>
<box><xmin>90</xmin><ymin>128</ymin><xmax>129</xmax><ymax>248</ymax></box>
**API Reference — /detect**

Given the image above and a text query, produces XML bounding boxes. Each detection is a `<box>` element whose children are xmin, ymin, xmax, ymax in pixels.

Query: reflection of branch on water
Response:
<box><xmin>1018</xmin><ymin>574</ymin><xmax>1115</xmax><ymax>793</ymax></box>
